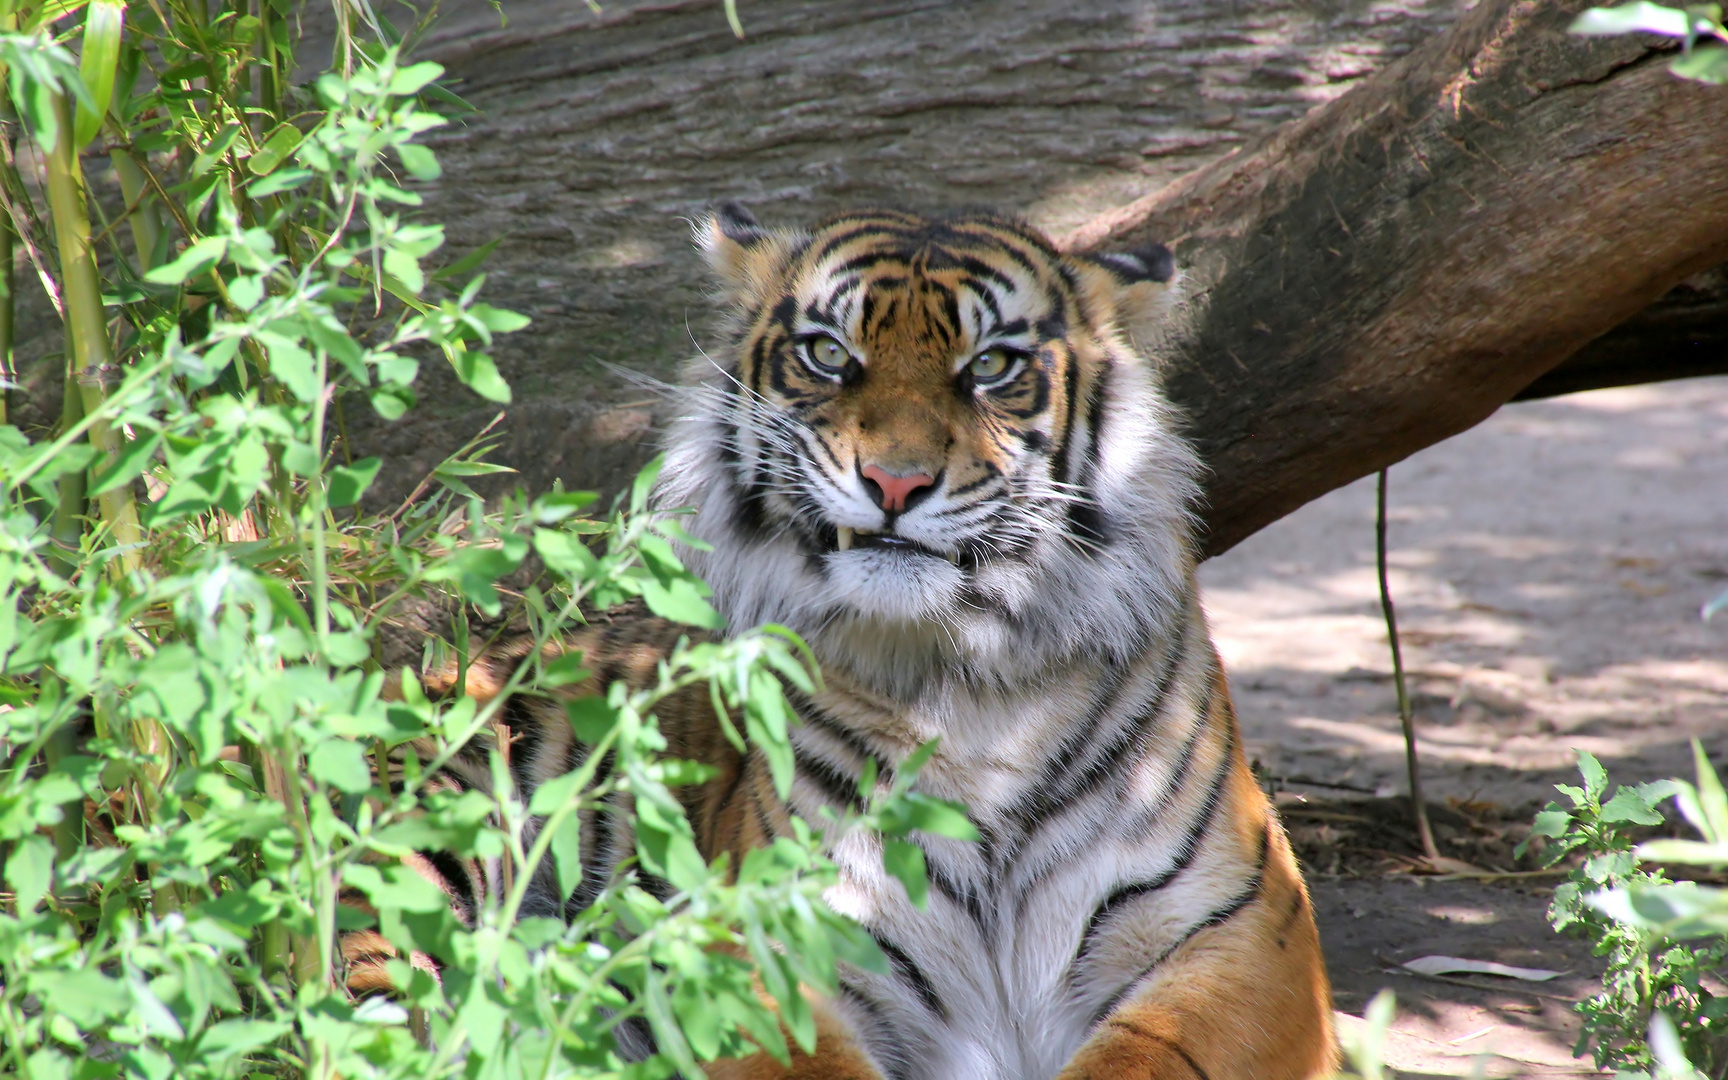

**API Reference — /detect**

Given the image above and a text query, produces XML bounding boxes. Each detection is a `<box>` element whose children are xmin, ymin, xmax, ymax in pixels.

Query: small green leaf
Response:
<box><xmin>249</xmin><ymin>123</ymin><xmax>304</xmax><ymax>176</ymax></box>
<box><xmin>388</xmin><ymin>61</ymin><xmax>445</xmax><ymax>96</ymax></box>
<box><xmin>1601</xmin><ymin>786</ymin><xmax>1666</xmax><ymax>826</ymax></box>
<box><xmin>1531</xmin><ymin>808</ymin><xmax>1574</xmax><ymax>838</ymax></box>
<box><xmin>88</xmin><ymin>431</ymin><xmax>161</xmax><ymax>496</ymax></box>
<box><xmin>328</xmin><ymin>457</ymin><xmax>382</xmax><ymax>508</ymax></box>
<box><xmin>5</xmin><ymin>835</ymin><xmax>53</xmax><ymax>912</ymax></box>
<box><xmin>248</xmin><ymin>169</ymin><xmax>312</xmax><ymax>197</ymax></box>
<box><xmin>307</xmin><ymin>739</ymin><xmax>372</xmax><ymax>793</ymax></box>
<box><xmin>1577</xmin><ymin>751</ymin><xmax>1609</xmax><ymax>801</ymax></box>
<box><xmin>1672</xmin><ymin>42</ymin><xmax>1728</xmax><ymax>83</ymax></box>
<box><xmin>640</xmin><ymin>577</ymin><xmax>725</xmax><ymax>629</ymax></box>
<box><xmin>1570</xmin><ymin>1</ymin><xmax>1690</xmax><ymax>36</ymax></box>
<box><xmin>883</xmin><ymin>838</ymin><xmax>929</xmax><ymax>908</ymax></box>
<box><xmin>144</xmin><ymin>236</ymin><xmax>228</xmax><ymax>284</ymax></box>
<box><xmin>548</xmin><ymin>813</ymin><xmax>584</xmax><ymax>902</ymax></box>
<box><xmin>902</xmin><ymin>792</ymin><xmax>981</xmax><ymax>841</ymax></box>
<box><xmin>26</xmin><ymin>968</ymin><xmax>124</xmax><ymax>1027</ymax></box>
<box><xmin>451</xmin><ymin>349</ymin><xmax>511</xmax><ymax>403</ymax></box>
<box><xmin>397</xmin><ymin>142</ymin><xmax>441</xmax><ymax>181</ymax></box>
<box><xmin>433</xmin><ymin>236</ymin><xmax>505</xmax><ymax>282</ymax></box>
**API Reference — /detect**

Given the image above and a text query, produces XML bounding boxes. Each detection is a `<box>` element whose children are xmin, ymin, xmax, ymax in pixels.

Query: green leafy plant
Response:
<box><xmin>0</xmin><ymin>4</ymin><xmax>972</xmax><ymax>1078</ymax></box>
<box><xmin>1522</xmin><ymin>747</ymin><xmax>1728</xmax><ymax>1075</ymax></box>
<box><xmin>1572</xmin><ymin>2</ymin><xmax>1728</xmax><ymax>83</ymax></box>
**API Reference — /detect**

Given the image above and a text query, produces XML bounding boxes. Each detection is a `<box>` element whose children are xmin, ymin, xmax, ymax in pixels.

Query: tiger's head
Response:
<box><xmin>659</xmin><ymin>205</ymin><xmax>1200</xmax><ymax>691</ymax></box>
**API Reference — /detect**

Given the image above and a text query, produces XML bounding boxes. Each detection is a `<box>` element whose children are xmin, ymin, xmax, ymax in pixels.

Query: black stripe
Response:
<box><xmin>792</xmin><ymin>744</ymin><xmax>864</xmax><ymax>810</ymax></box>
<box><xmin>1003</xmin><ymin>614</ymin><xmax>1191</xmax><ymax>836</ymax></box>
<box><xmin>1086</xmin><ymin>815</ymin><xmax>1270</xmax><ymax>1030</ymax></box>
<box><xmin>873</xmin><ymin>935</ymin><xmax>948</xmax><ymax>1020</ymax></box>
<box><xmin>914</xmin><ymin>840</ymin><xmax>988</xmax><ymax>932</ymax></box>
<box><xmin>1045</xmin><ymin>344</ymin><xmax>1082</xmax><ymax>485</ymax></box>
<box><xmin>1073</xmin><ymin>711</ymin><xmax>1234</xmax><ymax>961</ymax></box>
<box><xmin>1068</xmin><ymin>360</ymin><xmax>1113</xmax><ymax>546</ymax></box>
<box><xmin>420</xmin><ymin>848</ymin><xmax>480</xmax><ymax>925</ymax></box>
<box><xmin>789</xmin><ymin>694</ymin><xmax>880</xmax><ymax>768</ymax></box>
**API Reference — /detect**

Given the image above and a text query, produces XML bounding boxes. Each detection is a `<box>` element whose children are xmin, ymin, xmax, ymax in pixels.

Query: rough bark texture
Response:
<box><xmin>1063</xmin><ymin>0</ymin><xmax>1728</xmax><ymax>555</ymax></box>
<box><xmin>1515</xmin><ymin>265</ymin><xmax>1728</xmax><ymax>400</ymax></box>
<box><xmin>307</xmin><ymin>0</ymin><xmax>1475</xmax><ymax>504</ymax></box>
<box><xmin>6</xmin><ymin>0</ymin><xmax>1724</xmax><ymax>550</ymax></box>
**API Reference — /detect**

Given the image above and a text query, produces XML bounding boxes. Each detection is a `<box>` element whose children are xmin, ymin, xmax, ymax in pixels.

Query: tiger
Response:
<box><xmin>355</xmin><ymin>205</ymin><xmax>1338</xmax><ymax>1080</ymax></box>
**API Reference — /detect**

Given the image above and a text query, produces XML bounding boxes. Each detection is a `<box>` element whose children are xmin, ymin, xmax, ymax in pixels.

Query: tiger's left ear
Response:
<box><xmin>1072</xmin><ymin>243</ymin><xmax>1180</xmax><ymax>353</ymax></box>
<box><xmin>696</xmin><ymin>201</ymin><xmax>795</xmax><ymax>304</ymax></box>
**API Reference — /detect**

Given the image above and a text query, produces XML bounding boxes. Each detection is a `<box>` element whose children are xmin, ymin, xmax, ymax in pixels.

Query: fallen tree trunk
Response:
<box><xmin>1062</xmin><ymin>0</ymin><xmax>1728</xmax><ymax>557</ymax></box>
<box><xmin>1514</xmin><ymin>265</ymin><xmax>1728</xmax><ymax>400</ymax></box>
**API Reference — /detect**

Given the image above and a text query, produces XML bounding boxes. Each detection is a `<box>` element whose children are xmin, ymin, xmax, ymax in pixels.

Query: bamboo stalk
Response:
<box><xmin>43</xmin><ymin>93</ymin><xmax>144</xmax><ymax>576</ymax></box>
<box><xmin>248</xmin><ymin>742</ymin><xmax>295</xmax><ymax>981</ymax></box>
<box><xmin>108</xmin><ymin>150</ymin><xmax>163</xmax><ymax>273</ymax></box>
<box><xmin>0</xmin><ymin>94</ymin><xmax>14</xmax><ymax>425</ymax></box>
<box><xmin>76</xmin><ymin>372</ymin><xmax>144</xmax><ymax>574</ymax></box>
<box><xmin>47</xmin><ymin>366</ymin><xmax>86</xmax><ymax>579</ymax></box>
<box><xmin>0</xmin><ymin>181</ymin><xmax>13</xmax><ymax>426</ymax></box>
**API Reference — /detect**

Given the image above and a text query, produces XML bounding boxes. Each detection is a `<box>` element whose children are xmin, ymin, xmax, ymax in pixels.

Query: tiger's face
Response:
<box><xmin>660</xmin><ymin>205</ymin><xmax>1200</xmax><ymax>686</ymax></box>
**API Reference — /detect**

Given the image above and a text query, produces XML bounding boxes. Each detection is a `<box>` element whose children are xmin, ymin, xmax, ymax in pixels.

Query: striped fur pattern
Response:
<box><xmin>356</xmin><ymin>207</ymin><xmax>1337</xmax><ymax>1080</ymax></box>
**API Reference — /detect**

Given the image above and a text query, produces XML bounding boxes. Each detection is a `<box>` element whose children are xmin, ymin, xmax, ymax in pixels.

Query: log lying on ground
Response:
<box><xmin>1061</xmin><ymin>0</ymin><xmax>1728</xmax><ymax>558</ymax></box>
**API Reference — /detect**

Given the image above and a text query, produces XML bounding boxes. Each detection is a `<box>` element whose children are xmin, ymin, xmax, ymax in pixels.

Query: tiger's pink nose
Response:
<box><xmin>861</xmin><ymin>465</ymin><xmax>936</xmax><ymax>513</ymax></box>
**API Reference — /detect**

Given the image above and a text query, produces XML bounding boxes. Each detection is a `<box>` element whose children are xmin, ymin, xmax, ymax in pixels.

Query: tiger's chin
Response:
<box><xmin>819</xmin><ymin>544</ymin><xmax>967</xmax><ymax>625</ymax></box>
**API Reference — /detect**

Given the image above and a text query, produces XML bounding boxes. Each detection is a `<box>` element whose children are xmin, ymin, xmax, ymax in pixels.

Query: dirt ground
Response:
<box><xmin>1198</xmin><ymin>376</ymin><xmax>1728</xmax><ymax>1076</ymax></box>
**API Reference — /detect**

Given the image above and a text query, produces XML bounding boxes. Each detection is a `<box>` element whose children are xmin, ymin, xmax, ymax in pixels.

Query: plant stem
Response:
<box><xmin>43</xmin><ymin>94</ymin><xmax>146</xmax><ymax>576</ymax></box>
<box><xmin>77</xmin><ymin>371</ymin><xmax>144</xmax><ymax>574</ymax></box>
<box><xmin>109</xmin><ymin>150</ymin><xmax>163</xmax><ymax>273</ymax></box>
<box><xmin>248</xmin><ymin>741</ymin><xmax>295</xmax><ymax>981</ymax></box>
<box><xmin>0</xmin><ymin>96</ymin><xmax>14</xmax><ymax>426</ymax></box>
<box><xmin>1376</xmin><ymin>467</ymin><xmax>1440</xmax><ymax>863</ymax></box>
<box><xmin>42</xmin><ymin>722</ymin><xmax>84</xmax><ymax>861</ymax></box>
<box><xmin>48</xmin><ymin>365</ymin><xmax>86</xmax><ymax>578</ymax></box>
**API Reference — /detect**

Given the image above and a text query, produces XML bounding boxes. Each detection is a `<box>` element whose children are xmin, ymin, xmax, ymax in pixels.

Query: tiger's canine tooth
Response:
<box><xmin>945</xmin><ymin>550</ymin><xmax>959</xmax><ymax>565</ymax></box>
<box><xmin>836</xmin><ymin>527</ymin><xmax>854</xmax><ymax>551</ymax></box>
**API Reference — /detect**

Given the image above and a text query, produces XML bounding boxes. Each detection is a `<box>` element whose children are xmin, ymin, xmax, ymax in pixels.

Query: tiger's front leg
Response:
<box><xmin>1057</xmin><ymin>787</ymin><xmax>1338</xmax><ymax>1080</ymax></box>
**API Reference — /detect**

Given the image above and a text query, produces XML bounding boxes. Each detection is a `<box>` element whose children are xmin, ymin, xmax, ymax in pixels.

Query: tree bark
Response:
<box><xmin>11</xmin><ymin>0</ymin><xmax>1723</xmax><ymax>555</ymax></box>
<box><xmin>1514</xmin><ymin>265</ymin><xmax>1728</xmax><ymax>401</ymax></box>
<box><xmin>1060</xmin><ymin>0</ymin><xmax>1728</xmax><ymax>557</ymax></box>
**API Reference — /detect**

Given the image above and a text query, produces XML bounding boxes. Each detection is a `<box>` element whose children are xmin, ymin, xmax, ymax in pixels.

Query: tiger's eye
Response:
<box><xmin>804</xmin><ymin>335</ymin><xmax>852</xmax><ymax>374</ymax></box>
<box><xmin>968</xmin><ymin>348</ymin><xmax>1013</xmax><ymax>383</ymax></box>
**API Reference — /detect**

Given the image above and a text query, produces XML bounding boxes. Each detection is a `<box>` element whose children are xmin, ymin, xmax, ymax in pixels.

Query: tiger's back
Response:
<box><xmin>369</xmin><ymin>206</ymin><xmax>1336</xmax><ymax>1080</ymax></box>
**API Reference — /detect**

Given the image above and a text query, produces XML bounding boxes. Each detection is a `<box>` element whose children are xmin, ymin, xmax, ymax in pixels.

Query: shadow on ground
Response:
<box><xmin>1204</xmin><ymin>378</ymin><xmax>1728</xmax><ymax>1077</ymax></box>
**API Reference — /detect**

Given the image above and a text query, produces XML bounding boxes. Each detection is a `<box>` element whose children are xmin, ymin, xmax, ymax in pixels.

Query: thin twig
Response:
<box><xmin>1377</xmin><ymin>467</ymin><xmax>1441</xmax><ymax>862</ymax></box>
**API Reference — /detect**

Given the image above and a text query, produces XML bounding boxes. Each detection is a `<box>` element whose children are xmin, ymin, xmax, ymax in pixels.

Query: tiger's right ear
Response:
<box><xmin>696</xmin><ymin>201</ymin><xmax>791</xmax><ymax>302</ymax></box>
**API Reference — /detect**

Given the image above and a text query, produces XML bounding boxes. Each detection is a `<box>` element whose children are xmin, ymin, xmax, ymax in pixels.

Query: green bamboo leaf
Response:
<box><xmin>0</xmin><ymin>34</ymin><xmax>95</xmax><ymax>152</ymax></box>
<box><xmin>432</xmin><ymin>235</ymin><xmax>504</xmax><ymax>281</ymax></box>
<box><xmin>88</xmin><ymin>430</ymin><xmax>160</xmax><ymax>495</ymax></box>
<box><xmin>143</xmin><ymin>236</ymin><xmax>227</xmax><ymax>284</ymax></box>
<box><xmin>73</xmin><ymin>0</ymin><xmax>124</xmax><ymax>148</ymax></box>
<box><xmin>248</xmin><ymin>122</ymin><xmax>304</xmax><ymax>176</ymax></box>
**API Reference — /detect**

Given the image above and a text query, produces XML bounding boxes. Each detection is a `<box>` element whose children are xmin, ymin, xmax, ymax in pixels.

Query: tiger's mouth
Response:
<box><xmin>833</xmin><ymin>526</ymin><xmax>960</xmax><ymax>565</ymax></box>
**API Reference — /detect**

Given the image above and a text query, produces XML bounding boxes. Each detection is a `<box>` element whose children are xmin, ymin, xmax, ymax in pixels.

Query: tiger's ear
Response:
<box><xmin>696</xmin><ymin>201</ymin><xmax>793</xmax><ymax>303</ymax></box>
<box><xmin>1073</xmin><ymin>243</ymin><xmax>1180</xmax><ymax>353</ymax></box>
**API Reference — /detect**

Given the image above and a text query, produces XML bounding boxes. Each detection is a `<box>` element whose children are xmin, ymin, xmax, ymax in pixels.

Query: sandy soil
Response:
<box><xmin>1197</xmin><ymin>376</ymin><xmax>1728</xmax><ymax>1076</ymax></box>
